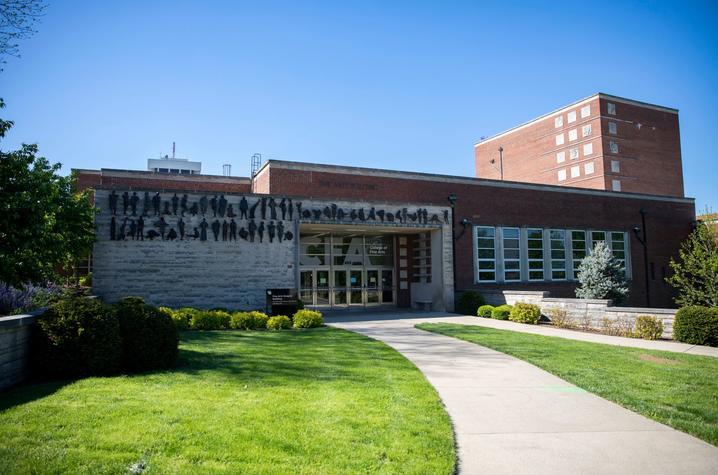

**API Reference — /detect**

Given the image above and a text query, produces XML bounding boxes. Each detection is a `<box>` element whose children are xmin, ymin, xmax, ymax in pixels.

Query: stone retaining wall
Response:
<box><xmin>0</xmin><ymin>312</ymin><xmax>41</xmax><ymax>390</ymax></box>
<box><xmin>480</xmin><ymin>290</ymin><xmax>677</xmax><ymax>338</ymax></box>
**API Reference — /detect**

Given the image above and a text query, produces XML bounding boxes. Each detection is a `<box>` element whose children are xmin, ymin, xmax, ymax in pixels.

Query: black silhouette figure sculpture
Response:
<box><xmin>337</xmin><ymin>208</ymin><xmax>345</xmax><ymax>220</ymax></box>
<box><xmin>239</xmin><ymin>227</ymin><xmax>248</xmax><ymax>240</ymax></box>
<box><xmin>163</xmin><ymin>201</ymin><xmax>172</xmax><ymax>215</ymax></box>
<box><xmin>191</xmin><ymin>227</ymin><xmax>200</xmax><ymax>240</ymax></box>
<box><xmin>155</xmin><ymin>217</ymin><xmax>168</xmax><ymax>240</ymax></box>
<box><xmin>331</xmin><ymin>203</ymin><xmax>338</xmax><ymax>219</ymax></box>
<box><xmin>249</xmin><ymin>199</ymin><xmax>260</xmax><ymax>219</ymax></box>
<box><xmin>268</xmin><ymin>198</ymin><xmax>277</xmax><ymax>220</ymax></box>
<box><xmin>377</xmin><ymin>210</ymin><xmax>385</xmax><ymax>222</ymax></box>
<box><xmin>143</xmin><ymin>192</ymin><xmax>151</xmax><ymax>215</ymax></box>
<box><xmin>443</xmin><ymin>209</ymin><xmax>449</xmax><ymax>224</ymax></box>
<box><xmin>109</xmin><ymin>190</ymin><xmax>119</xmax><ymax>215</ymax></box>
<box><xmin>257</xmin><ymin>221</ymin><xmax>265</xmax><ymax>243</ymax></box>
<box><xmin>248</xmin><ymin>219</ymin><xmax>257</xmax><ymax>242</ymax></box>
<box><xmin>146</xmin><ymin>229</ymin><xmax>160</xmax><ymax>240</ymax></box>
<box><xmin>199</xmin><ymin>218</ymin><xmax>208</xmax><ymax>241</ymax></box>
<box><xmin>211</xmin><ymin>219</ymin><xmax>220</xmax><ymax>241</ymax></box>
<box><xmin>119</xmin><ymin>217</ymin><xmax>128</xmax><ymax>240</ymax></box>
<box><xmin>221</xmin><ymin>220</ymin><xmax>228</xmax><ymax>241</ymax></box>
<box><xmin>110</xmin><ymin>216</ymin><xmax>117</xmax><ymax>240</ymax></box>
<box><xmin>226</xmin><ymin>204</ymin><xmax>236</xmax><ymax>218</ymax></box>
<box><xmin>229</xmin><ymin>219</ymin><xmax>237</xmax><ymax>241</ymax></box>
<box><xmin>128</xmin><ymin>219</ymin><xmax>136</xmax><ymax>240</ymax></box>
<box><xmin>260</xmin><ymin>197</ymin><xmax>267</xmax><ymax>219</ymax></box>
<box><xmin>152</xmin><ymin>192</ymin><xmax>161</xmax><ymax>215</ymax></box>
<box><xmin>323</xmin><ymin>206</ymin><xmax>332</xmax><ymax>219</ymax></box>
<box><xmin>136</xmin><ymin>216</ymin><xmax>144</xmax><ymax>240</ymax></box>
<box><xmin>122</xmin><ymin>191</ymin><xmax>130</xmax><ymax>215</ymax></box>
<box><xmin>279</xmin><ymin>198</ymin><xmax>287</xmax><ymax>220</ymax></box>
<box><xmin>277</xmin><ymin>221</ymin><xmax>284</xmax><ymax>242</ymax></box>
<box><xmin>190</xmin><ymin>202</ymin><xmax>198</xmax><ymax>216</ymax></box>
<box><xmin>288</xmin><ymin>199</ymin><xmax>294</xmax><ymax>220</ymax></box>
<box><xmin>368</xmin><ymin>207</ymin><xmax>376</xmax><ymax>220</ymax></box>
<box><xmin>171</xmin><ymin>193</ymin><xmax>179</xmax><ymax>215</ymax></box>
<box><xmin>295</xmin><ymin>202</ymin><xmax>302</xmax><ymax>218</ymax></box>
<box><xmin>178</xmin><ymin>218</ymin><xmax>185</xmax><ymax>240</ymax></box>
<box><xmin>130</xmin><ymin>192</ymin><xmax>139</xmax><ymax>216</ymax></box>
<box><xmin>167</xmin><ymin>228</ymin><xmax>178</xmax><ymax>240</ymax></box>
<box><xmin>268</xmin><ymin>221</ymin><xmax>276</xmax><ymax>243</ymax></box>
<box><xmin>210</xmin><ymin>195</ymin><xmax>218</xmax><ymax>217</ymax></box>
<box><xmin>239</xmin><ymin>196</ymin><xmax>249</xmax><ymax>219</ymax></box>
<box><xmin>358</xmin><ymin>208</ymin><xmax>366</xmax><ymax>221</ymax></box>
<box><xmin>218</xmin><ymin>195</ymin><xmax>227</xmax><ymax>217</ymax></box>
<box><xmin>180</xmin><ymin>194</ymin><xmax>188</xmax><ymax>216</ymax></box>
<box><xmin>285</xmin><ymin>231</ymin><xmax>294</xmax><ymax>241</ymax></box>
<box><xmin>199</xmin><ymin>195</ymin><xmax>208</xmax><ymax>215</ymax></box>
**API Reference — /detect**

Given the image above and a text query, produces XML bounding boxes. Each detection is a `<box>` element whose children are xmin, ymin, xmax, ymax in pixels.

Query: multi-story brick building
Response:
<box><xmin>474</xmin><ymin>93</ymin><xmax>684</xmax><ymax>197</ymax></box>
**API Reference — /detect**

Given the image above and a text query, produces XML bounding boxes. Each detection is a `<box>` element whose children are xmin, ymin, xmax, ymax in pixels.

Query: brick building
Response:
<box><xmin>474</xmin><ymin>93</ymin><xmax>684</xmax><ymax>197</ymax></box>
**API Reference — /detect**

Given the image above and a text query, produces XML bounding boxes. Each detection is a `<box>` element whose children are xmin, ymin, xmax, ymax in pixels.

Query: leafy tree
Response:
<box><xmin>575</xmin><ymin>241</ymin><xmax>629</xmax><ymax>303</ymax></box>
<box><xmin>0</xmin><ymin>99</ymin><xmax>96</xmax><ymax>286</ymax></box>
<box><xmin>1</xmin><ymin>0</ymin><xmax>46</xmax><ymax>68</ymax></box>
<box><xmin>666</xmin><ymin>222</ymin><xmax>718</xmax><ymax>307</ymax></box>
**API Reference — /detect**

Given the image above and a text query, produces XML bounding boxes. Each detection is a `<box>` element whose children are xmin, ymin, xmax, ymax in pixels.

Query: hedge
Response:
<box><xmin>455</xmin><ymin>291</ymin><xmax>486</xmax><ymax>316</ymax></box>
<box><xmin>477</xmin><ymin>305</ymin><xmax>494</xmax><ymax>318</ymax></box>
<box><xmin>509</xmin><ymin>303</ymin><xmax>541</xmax><ymax>324</ymax></box>
<box><xmin>491</xmin><ymin>304</ymin><xmax>512</xmax><ymax>320</ymax></box>
<box><xmin>293</xmin><ymin>309</ymin><xmax>324</xmax><ymax>328</ymax></box>
<box><xmin>673</xmin><ymin>306</ymin><xmax>718</xmax><ymax>347</ymax></box>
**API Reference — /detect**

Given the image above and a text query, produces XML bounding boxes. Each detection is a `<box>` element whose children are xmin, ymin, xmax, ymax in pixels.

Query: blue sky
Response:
<box><xmin>1</xmin><ymin>0</ymin><xmax>717</xmax><ymax>210</ymax></box>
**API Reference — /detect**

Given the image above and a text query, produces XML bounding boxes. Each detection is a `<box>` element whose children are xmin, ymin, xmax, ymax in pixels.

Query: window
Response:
<box><xmin>571</xmin><ymin>230</ymin><xmax>586</xmax><ymax>279</ymax></box>
<box><xmin>570</xmin><ymin>166</ymin><xmax>580</xmax><ymax>178</ymax></box>
<box><xmin>611</xmin><ymin>232</ymin><xmax>627</xmax><ymax>276</ymax></box>
<box><xmin>556</xmin><ymin>151</ymin><xmax>566</xmax><ymax>163</ymax></box>
<box><xmin>591</xmin><ymin>231</ymin><xmax>606</xmax><ymax>248</ymax></box>
<box><xmin>550</xmin><ymin>230</ymin><xmax>566</xmax><ymax>280</ymax></box>
<box><xmin>609</xmin><ymin>141</ymin><xmax>619</xmax><ymax>154</ymax></box>
<box><xmin>583</xmin><ymin>143</ymin><xmax>593</xmax><ymax>156</ymax></box>
<box><xmin>570</xmin><ymin>147</ymin><xmax>579</xmax><ymax>160</ymax></box>
<box><xmin>558</xmin><ymin>169</ymin><xmax>567</xmax><ymax>181</ymax></box>
<box><xmin>476</xmin><ymin>227</ymin><xmax>496</xmax><ymax>282</ymax></box>
<box><xmin>608</xmin><ymin>121</ymin><xmax>617</xmax><ymax>135</ymax></box>
<box><xmin>611</xmin><ymin>160</ymin><xmax>620</xmax><ymax>173</ymax></box>
<box><xmin>568</xmin><ymin>129</ymin><xmax>578</xmax><ymax>141</ymax></box>
<box><xmin>567</xmin><ymin>111</ymin><xmax>577</xmax><ymax>123</ymax></box>
<box><xmin>584</xmin><ymin>162</ymin><xmax>594</xmax><ymax>174</ymax></box>
<box><xmin>554</xmin><ymin>116</ymin><xmax>563</xmax><ymax>128</ymax></box>
<box><xmin>581</xmin><ymin>105</ymin><xmax>591</xmax><ymax>118</ymax></box>
<box><xmin>300</xmin><ymin>235</ymin><xmax>328</xmax><ymax>266</ymax></box>
<box><xmin>607</xmin><ymin>102</ymin><xmax>616</xmax><ymax>115</ymax></box>
<box><xmin>582</xmin><ymin>124</ymin><xmax>592</xmax><ymax>137</ymax></box>
<box><xmin>555</xmin><ymin>134</ymin><xmax>564</xmax><ymax>146</ymax></box>
<box><xmin>612</xmin><ymin>179</ymin><xmax>621</xmax><ymax>191</ymax></box>
<box><xmin>502</xmin><ymin>228</ymin><xmax>521</xmax><ymax>282</ymax></box>
<box><xmin>527</xmin><ymin>228</ymin><xmax>544</xmax><ymax>281</ymax></box>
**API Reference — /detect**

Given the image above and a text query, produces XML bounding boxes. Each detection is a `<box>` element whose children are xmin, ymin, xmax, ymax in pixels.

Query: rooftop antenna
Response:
<box><xmin>223</xmin><ymin>164</ymin><xmax>231</xmax><ymax>176</ymax></box>
<box><xmin>172</xmin><ymin>142</ymin><xmax>176</xmax><ymax>159</ymax></box>
<box><xmin>251</xmin><ymin>153</ymin><xmax>262</xmax><ymax>177</ymax></box>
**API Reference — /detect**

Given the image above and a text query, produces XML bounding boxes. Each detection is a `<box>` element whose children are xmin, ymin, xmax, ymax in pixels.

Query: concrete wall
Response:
<box><xmin>481</xmin><ymin>290</ymin><xmax>677</xmax><ymax>338</ymax></box>
<box><xmin>0</xmin><ymin>312</ymin><xmax>40</xmax><ymax>390</ymax></box>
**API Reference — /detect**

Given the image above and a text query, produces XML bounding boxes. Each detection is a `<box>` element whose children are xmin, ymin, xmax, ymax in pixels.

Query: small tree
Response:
<box><xmin>575</xmin><ymin>241</ymin><xmax>629</xmax><ymax>303</ymax></box>
<box><xmin>666</xmin><ymin>222</ymin><xmax>718</xmax><ymax>307</ymax></box>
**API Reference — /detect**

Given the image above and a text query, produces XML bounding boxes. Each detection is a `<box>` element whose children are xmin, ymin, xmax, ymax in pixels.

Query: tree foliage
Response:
<box><xmin>0</xmin><ymin>0</ymin><xmax>46</xmax><ymax>67</ymax></box>
<box><xmin>0</xmin><ymin>99</ymin><xmax>96</xmax><ymax>286</ymax></box>
<box><xmin>575</xmin><ymin>241</ymin><xmax>629</xmax><ymax>303</ymax></box>
<box><xmin>666</xmin><ymin>223</ymin><xmax>718</xmax><ymax>307</ymax></box>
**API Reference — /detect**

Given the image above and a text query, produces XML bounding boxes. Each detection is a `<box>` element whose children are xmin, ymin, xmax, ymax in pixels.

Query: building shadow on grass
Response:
<box><xmin>0</xmin><ymin>379</ymin><xmax>71</xmax><ymax>412</ymax></box>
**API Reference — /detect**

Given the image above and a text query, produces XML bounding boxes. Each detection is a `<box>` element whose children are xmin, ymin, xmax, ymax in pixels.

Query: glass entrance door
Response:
<box><xmin>333</xmin><ymin>269</ymin><xmax>348</xmax><ymax>305</ymax></box>
<box><xmin>381</xmin><ymin>269</ymin><xmax>395</xmax><ymax>304</ymax></box>
<box><xmin>349</xmin><ymin>269</ymin><xmax>363</xmax><ymax>305</ymax></box>
<box><xmin>366</xmin><ymin>269</ymin><xmax>380</xmax><ymax>305</ymax></box>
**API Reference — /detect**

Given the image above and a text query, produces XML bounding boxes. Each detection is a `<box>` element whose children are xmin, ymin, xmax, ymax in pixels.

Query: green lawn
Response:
<box><xmin>416</xmin><ymin>322</ymin><xmax>718</xmax><ymax>446</ymax></box>
<box><xmin>0</xmin><ymin>328</ymin><xmax>455</xmax><ymax>474</ymax></box>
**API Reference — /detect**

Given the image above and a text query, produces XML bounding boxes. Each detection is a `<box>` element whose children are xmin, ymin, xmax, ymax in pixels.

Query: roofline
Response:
<box><xmin>264</xmin><ymin>160</ymin><xmax>694</xmax><ymax>205</ymax></box>
<box><xmin>73</xmin><ymin>168</ymin><xmax>251</xmax><ymax>183</ymax></box>
<box><xmin>474</xmin><ymin>92</ymin><xmax>679</xmax><ymax>147</ymax></box>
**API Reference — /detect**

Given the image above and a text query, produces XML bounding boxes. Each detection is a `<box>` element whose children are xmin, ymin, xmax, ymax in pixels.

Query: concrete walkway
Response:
<box><xmin>328</xmin><ymin>312</ymin><xmax>718</xmax><ymax>474</ymax></box>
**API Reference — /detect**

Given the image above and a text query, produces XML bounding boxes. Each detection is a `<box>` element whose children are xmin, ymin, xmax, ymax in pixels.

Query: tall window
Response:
<box><xmin>591</xmin><ymin>231</ymin><xmax>607</xmax><ymax>248</ymax></box>
<box><xmin>476</xmin><ymin>227</ymin><xmax>496</xmax><ymax>282</ymax></box>
<box><xmin>554</xmin><ymin>116</ymin><xmax>563</xmax><ymax>128</ymax></box>
<box><xmin>607</xmin><ymin>102</ymin><xmax>616</xmax><ymax>115</ymax></box>
<box><xmin>582</xmin><ymin>124</ymin><xmax>592</xmax><ymax>137</ymax></box>
<box><xmin>502</xmin><ymin>228</ymin><xmax>521</xmax><ymax>282</ymax></box>
<box><xmin>550</xmin><ymin>230</ymin><xmax>566</xmax><ymax>280</ymax></box>
<box><xmin>527</xmin><ymin>229</ymin><xmax>544</xmax><ymax>281</ymax></box>
<box><xmin>571</xmin><ymin>230</ymin><xmax>587</xmax><ymax>279</ymax></box>
<box><xmin>581</xmin><ymin>105</ymin><xmax>591</xmax><ymax>118</ymax></box>
<box><xmin>611</xmin><ymin>232</ymin><xmax>627</xmax><ymax>275</ymax></box>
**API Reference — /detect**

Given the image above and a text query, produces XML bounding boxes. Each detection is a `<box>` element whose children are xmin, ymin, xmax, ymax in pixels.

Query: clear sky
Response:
<box><xmin>1</xmin><ymin>0</ymin><xmax>717</xmax><ymax>210</ymax></box>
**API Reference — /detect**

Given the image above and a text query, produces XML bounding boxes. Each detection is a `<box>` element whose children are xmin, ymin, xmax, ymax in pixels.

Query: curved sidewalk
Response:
<box><xmin>329</xmin><ymin>313</ymin><xmax>718</xmax><ymax>474</ymax></box>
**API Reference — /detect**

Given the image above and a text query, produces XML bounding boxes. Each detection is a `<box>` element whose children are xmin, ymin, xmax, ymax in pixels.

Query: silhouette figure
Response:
<box><xmin>268</xmin><ymin>198</ymin><xmax>277</xmax><ymax>220</ymax></box>
<box><xmin>199</xmin><ymin>218</ymin><xmax>208</xmax><ymax>241</ymax></box>
<box><xmin>110</xmin><ymin>216</ymin><xmax>117</xmax><ymax>240</ymax></box>
<box><xmin>210</xmin><ymin>195</ymin><xmax>218</xmax><ymax>217</ymax></box>
<box><xmin>155</xmin><ymin>217</ymin><xmax>168</xmax><ymax>239</ymax></box>
<box><xmin>130</xmin><ymin>192</ymin><xmax>139</xmax><ymax>216</ymax></box>
<box><xmin>368</xmin><ymin>207</ymin><xmax>376</xmax><ymax>220</ymax></box>
<box><xmin>277</xmin><ymin>221</ymin><xmax>284</xmax><ymax>242</ymax></box>
<box><xmin>109</xmin><ymin>190</ymin><xmax>119</xmax><ymax>215</ymax></box>
<box><xmin>239</xmin><ymin>196</ymin><xmax>249</xmax><ymax>219</ymax></box>
<box><xmin>180</xmin><ymin>194</ymin><xmax>188</xmax><ymax>216</ymax></box>
<box><xmin>239</xmin><ymin>227</ymin><xmax>248</xmax><ymax>240</ymax></box>
<box><xmin>268</xmin><ymin>221</ymin><xmax>276</xmax><ymax>243</ymax></box>
<box><xmin>122</xmin><ymin>191</ymin><xmax>130</xmax><ymax>214</ymax></box>
<box><xmin>249</xmin><ymin>199</ymin><xmax>259</xmax><ymax>219</ymax></box>
<box><xmin>199</xmin><ymin>195</ymin><xmax>208</xmax><ymax>215</ymax></box>
<box><xmin>226</xmin><ymin>203</ymin><xmax>236</xmax><ymax>218</ymax></box>
<box><xmin>119</xmin><ymin>217</ymin><xmax>128</xmax><ymax>240</ymax></box>
<box><xmin>152</xmin><ymin>192</ymin><xmax>161</xmax><ymax>215</ymax></box>
<box><xmin>260</xmin><ymin>197</ymin><xmax>267</xmax><ymax>219</ymax></box>
<box><xmin>221</xmin><ymin>220</ymin><xmax>228</xmax><ymax>241</ymax></box>
<box><xmin>143</xmin><ymin>192</ymin><xmax>151</xmax><ymax>215</ymax></box>
<box><xmin>136</xmin><ymin>216</ymin><xmax>144</xmax><ymax>240</ymax></box>
<box><xmin>288</xmin><ymin>199</ymin><xmax>294</xmax><ymax>220</ymax></box>
<box><xmin>178</xmin><ymin>218</ymin><xmax>185</xmax><ymax>240</ymax></box>
<box><xmin>146</xmin><ymin>229</ymin><xmax>160</xmax><ymax>240</ymax></box>
<box><xmin>337</xmin><ymin>208</ymin><xmax>345</xmax><ymax>220</ymax></box>
<box><xmin>377</xmin><ymin>210</ymin><xmax>385</xmax><ymax>222</ymax></box>
<box><xmin>163</xmin><ymin>201</ymin><xmax>172</xmax><ymax>215</ymax></box>
<box><xmin>211</xmin><ymin>219</ymin><xmax>220</xmax><ymax>241</ymax></box>
<box><xmin>191</xmin><ymin>227</ymin><xmax>200</xmax><ymax>240</ymax></box>
<box><xmin>229</xmin><ymin>219</ymin><xmax>237</xmax><ymax>241</ymax></box>
<box><xmin>167</xmin><ymin>228</ymin><xmax>178</xmax><ymax>240</ymax></box>
<box><xmin>248</xmin><ymin>219</ymin><xmax>257</xmax><ymax>242</ymax></box>
<box><xmin>128</xmin><ymin>219</ymin><xmax>136</xmax><ymax>240</ymax></box>
<box><xmin>257</xmin><ymin>221</ymin><xmax>265</xmax><ymax>242</ymax></box>
<box><xmin>285</xmin><ymin>231</ymin><xmax>294</xmax><ymax>241</ymax></box>
<box><xmin>218</xmin><ymin>195</ymin><xmax>227</xmax><ymax>217</ymax></box>
<box><xmin>279</xmin><ymin>198</ymin><xmax>287</xmax><ymax>220</ymax></box>
<box><xmin>171</xmin><ymin>193</ymin><xmax>179</xmax><ymax>215</ymax></box>
<box><xmin>443</xmin><ymin>210</ymin><xmax>449</xmax><ymax>224</ymax></box>
<box><xmin>190</xmin><ymin>202</ymin><xmax>198</xmax><ymax>216</ymax></box>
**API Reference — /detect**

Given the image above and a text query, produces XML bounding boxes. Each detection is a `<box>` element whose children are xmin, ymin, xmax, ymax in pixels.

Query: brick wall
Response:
<box><xmin>75</xmin><ymin>169</ymin><xmax>252</xmax><ymax>194</ymax></box>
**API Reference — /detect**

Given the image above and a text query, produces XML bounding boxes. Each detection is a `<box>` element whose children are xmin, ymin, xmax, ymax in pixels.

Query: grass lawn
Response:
<box><xmin>416</xmin><ymin>322</ymin><xmax>718</xmax><ymax>446</ymax></box>
<box><xmin>0</xmin><ymin>328</ymin><xmax>455</xmax><ymax>474</ymax></box>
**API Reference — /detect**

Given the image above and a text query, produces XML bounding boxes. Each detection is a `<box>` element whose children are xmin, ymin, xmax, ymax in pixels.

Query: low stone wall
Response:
<box><xmin>0</xmin><ymin>311</ymin><xmax>41</xmax><ymax>391</ymax></box>
<box><xmin>480</xmin><ymin>290</ymin><xmax>677</xmax><ymax>339</ymax></box>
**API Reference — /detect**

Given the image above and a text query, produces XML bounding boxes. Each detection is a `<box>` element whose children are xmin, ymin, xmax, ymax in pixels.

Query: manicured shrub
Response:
<box><xmin>548</xmin><ymin>308</ymin><xmax>575</xmax><ymax>329</ymax></box>
<box><xmin>31</xmin><ymin>297</ymin><xmax>122</xmax><ymax>378</ymax></box>
<box><xmin>673</xmin><ymin>306</ymin><xmax>718</xmax><ymax>347</ymax></box>
<box><xmin>455</xmin><ymin>291</ymin><xmax>486</xmax><ymax>316</ymax></box>
<box><xmin>230</xmin><ymin>311</ymin><xmax>269</xmax><ymax>330</ymax></box>
<box><xmin>509</xmin><ymin>303</ymin><xmax>541</xmax><ymax>324</ymax></box>
<box><xmin>191</xmin><ymin>309</ymin><xmax>231</xmax><ymax>330</ymax></box>
<box><xmin>293</xmin><ymin>309</ymin><xmax>324</xmax><ymax>328</ymax></box>
<box><xmin>634</xmin><ymin>315</ymin><xmax>664</xmax><ymax>340</ymax></box>
<box><xmin>491</xmin><ymin>305</ymin><xmax>512</xmax><ymax>320</ymax></box>
<box><xmin>114</xmin><ymin>297</ymin><xmax>179</xmax><ymax>372</ymax></box>
<box><xmin>170</xmin><ymin>307</ymin><xmax>198</xmax><ymax>330</ymax></box>
<box><xmin>267</xmin><ymin>315</ymin><xmax>292</xmax><ymax>330</ymax></box>
<box><xmin>477</xmin><ymin>305</ymin><xmax>494</xmax><ymax>318</ymax></box>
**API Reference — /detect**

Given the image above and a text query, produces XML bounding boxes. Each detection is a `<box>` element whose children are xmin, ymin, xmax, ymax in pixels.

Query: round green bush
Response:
<box><xmin>477</xmin><ymin>305</ymin><xmax>494</xmax><ymax>318</ymax></box>
<box><xmin>267</xmin><ymin>315</ymin><xmax>292</xmax><ymax>330</ymax></box>
<box><xmin>673</xmin><ymin>306</ymin><xmax>718</xmax><ymax>347</ymax></box>
<box><xmin>455</xmin><ymin>291</ymin><xmax>486</xmax><ymax>316</ymax></box>
<box><xmin>491</xmin><ymin>304</ymin><xmax>512</xmax><ymax>320</ymax></box>
<box><xmin>230</xmin><ymin>311</ymin><xmax>269</xmax><ymax>330</ymax></box>
<box><xmin>191</xmin><ymin>310</ymin><xmax>231</xmax><ymax>330</ymax></box>
<box><xmin>509</xmin><ymin>303</ymin><xmax>541</xmax><ymax>324</ymax></box>
<box><xmin>169</xmin><ymin>307</ymin><xmax>198</xmax><ymax>330</ymax></box>
<box><xmin>31</xmin><ymin>297</ymin><xmax>122</xmax><ymax>378</ymax></box>
<box><xmin>114</xmin><ymin>297</ymin><xmax>179</xmax><ymax>372</ymax></box>
<box><xmin>293</xmin><ymin>309</ymin><xmax>324</xmax><ymax>328</ymax></box>
<box><xmin>633</xmin><ymin>315</ymin><xmax>664</xmax><ymax>340</ymax></box>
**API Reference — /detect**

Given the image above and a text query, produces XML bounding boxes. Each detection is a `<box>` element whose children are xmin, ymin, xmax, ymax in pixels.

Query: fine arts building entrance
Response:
<box><xmin>299</xmin><ymin>232</ymin><xmax>396</xmax><ymax>308</ymax></box>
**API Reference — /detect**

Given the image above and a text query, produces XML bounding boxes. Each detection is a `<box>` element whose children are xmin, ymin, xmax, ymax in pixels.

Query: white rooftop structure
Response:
<box><xmin>147</xmin><ymin>143</ymin><xmax>201</xmax><ymax>175</ymax></box>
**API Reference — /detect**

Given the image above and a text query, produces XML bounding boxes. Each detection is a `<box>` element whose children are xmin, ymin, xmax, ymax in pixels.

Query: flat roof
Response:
<box><xmin>74</xmin><ymin>168</ymin><xmax>251</xmax><ymax>184</ymax></box>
